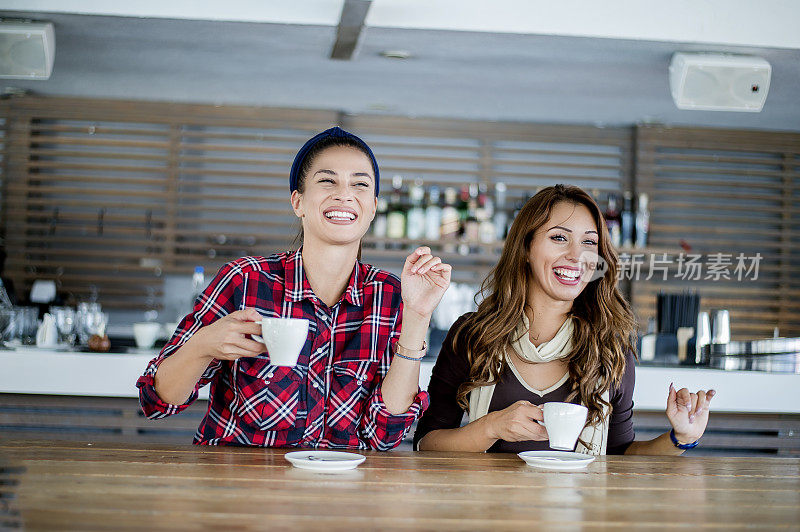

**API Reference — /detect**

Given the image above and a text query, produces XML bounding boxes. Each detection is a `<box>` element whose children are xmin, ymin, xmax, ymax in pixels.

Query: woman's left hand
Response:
<box><xmin>666</xmin><ymin>383</ymin><xmax>716</xmax><ymax>444</ymax></box>
<box><xmin>400</xmin><ymin>246</ymin><xmax>452</xmax><ymax>319</ymax></box>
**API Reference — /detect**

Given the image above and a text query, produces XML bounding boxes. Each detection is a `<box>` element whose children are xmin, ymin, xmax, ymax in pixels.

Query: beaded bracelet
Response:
<box><xmin>670</xmin><ymin>428</ymin><xmax>699</xmax><ymax>449</ymax></box>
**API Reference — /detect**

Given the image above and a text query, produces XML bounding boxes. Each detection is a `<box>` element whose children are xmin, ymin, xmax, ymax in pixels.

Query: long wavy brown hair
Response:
<box><xmin>453</xmin><ymin>184</ymin><xmax>637</xmax><ymax>428</ymax></box>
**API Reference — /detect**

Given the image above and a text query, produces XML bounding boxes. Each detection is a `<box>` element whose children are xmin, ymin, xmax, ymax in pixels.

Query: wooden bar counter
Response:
<box><xmin>1</xmin><ymin>439</ymin><xmax>798</xmax><ymax>530</ymax></box>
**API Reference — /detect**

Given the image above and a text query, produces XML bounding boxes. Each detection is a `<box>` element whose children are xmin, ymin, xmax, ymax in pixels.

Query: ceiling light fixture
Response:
<box><xmin>380</xmin><ymin>50</ymin><xmax>411</xmax><ymax>60</ymax></box>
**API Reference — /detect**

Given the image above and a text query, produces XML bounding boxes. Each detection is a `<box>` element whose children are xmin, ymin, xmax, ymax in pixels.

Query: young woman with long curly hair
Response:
<box><xmin>415</xmin><ymin>184</ymin><xmax>714</xmax><ymax>455</ymax></box>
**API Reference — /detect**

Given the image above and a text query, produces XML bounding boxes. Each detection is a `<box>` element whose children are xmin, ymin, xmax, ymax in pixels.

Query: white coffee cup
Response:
<box><xmin>133</xmin><ymin>322</ymin><xmax>161</xmax><ymax>349</ymax></box>
<box><xmin>538</xmin><ymin>402</ymin><xmax>588</xmax><ymax>451</ymax></box>
<box><xmin>252</xmin><ymin>317</ymin><xmax>310</xmax><ymax>366</ymax></box>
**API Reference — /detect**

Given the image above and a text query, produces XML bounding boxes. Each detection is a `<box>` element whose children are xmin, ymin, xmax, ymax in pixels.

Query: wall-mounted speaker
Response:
<box><xmin>669</xmin><ymin>53</ymin><xmax>771</xmax><ymax>112</ymax></box>
<box><xmin>0</xmin><ymin>21</ymin><xmax>55</xmax><ymax>80</ymax></box>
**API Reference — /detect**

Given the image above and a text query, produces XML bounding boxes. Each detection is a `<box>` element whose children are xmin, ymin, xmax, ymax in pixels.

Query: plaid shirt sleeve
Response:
<box><xmin>136</xmin><ymin>261</ymin><xmax>240</xmax><ymax>418</ymax></box>
<box><xmin>358</xmin><ymin>303</ymin><xmax>431</xmax><ymax>450</ymax></box>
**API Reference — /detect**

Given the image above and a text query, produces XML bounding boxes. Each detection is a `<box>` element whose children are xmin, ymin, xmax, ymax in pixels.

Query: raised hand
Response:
<box><xmin>400</xmin><ymin>246</ymin><xmax>452</xmax><ymax>318</ymax></box>
<box><xmin>666</xmin><ymin>383</ymin><xmax>716</xmax><ymax>444</ymax></box>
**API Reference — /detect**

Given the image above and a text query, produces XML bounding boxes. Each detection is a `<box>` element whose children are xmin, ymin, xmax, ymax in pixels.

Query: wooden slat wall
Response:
<box><xmin>634</xmin><ymin>126</ymin><xmax>800</xmax><ymax>339</ymax></box>
<box><xmin>0</xmin><ymin>96</ymin><xmax>631</xmax><ymax>306</ymax></box>
<box><xmin>0</xmin><ymin>97</ymin><xmax>339</xmax><ymax>308</ymax></box>
<box><xmin>0</xmin><ymin>96</ymin><xmax>797</xmax><ymax>338</ymax></box>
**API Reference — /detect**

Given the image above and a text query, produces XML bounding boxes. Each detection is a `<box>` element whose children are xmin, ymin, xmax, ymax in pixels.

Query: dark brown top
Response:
<box><xmin>414</xmin><ymin>313</ymin><xmax>636</xmax><ymax>454</ymax></box>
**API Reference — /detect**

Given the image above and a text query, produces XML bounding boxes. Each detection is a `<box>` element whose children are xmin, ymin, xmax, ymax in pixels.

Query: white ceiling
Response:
<box><xmin>1</xmin><ymin>5</ymin><xmax>799</xmax><ymax>131</ymax></box>
<box><xmin>4</xmin><ymin>0</ymin><xmax>800</xmax><ymax>48</ymax></box>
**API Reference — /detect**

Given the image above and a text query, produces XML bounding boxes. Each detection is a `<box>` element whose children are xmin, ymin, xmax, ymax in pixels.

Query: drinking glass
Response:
<box><xmin>0</xmin><ymin>308</ymin><xmax>15</xmax><ymax>346</ymax></box>
<box><xmin>17</xmin><ymin>306</ymin><xmax>39</xmax><ymax>345</ymax></box>
<box><xmin>51</xmin><ymin>306</ymin><xmax>77</xmax><ymax>346</ymax></box>
<box><xmin>76</xmin><ymin>302</ymin><xmax>102</xmax><ymax>345</ymax></box>
<box><xmin>82</xmin><ymin>310</ymin><xmax>108</xmax><ymax>338</ymax></box>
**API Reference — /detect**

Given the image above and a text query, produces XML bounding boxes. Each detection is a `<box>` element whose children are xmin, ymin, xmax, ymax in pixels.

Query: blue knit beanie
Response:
<box><xmin>289</xmin><ymin>126</ymin><xmax>380</xmax><ymax>196</ymax></box>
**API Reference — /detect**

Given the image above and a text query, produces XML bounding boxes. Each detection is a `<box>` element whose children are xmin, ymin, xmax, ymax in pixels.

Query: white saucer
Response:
<box><xmin>284</xmin><ymin>451</ymin><xmax>366</xmax><ymax>471</ymax></box>
<box><xmin>517</xmin><ymin>450</ymin><xmax>596</xmax><ymax>471</ymax></box>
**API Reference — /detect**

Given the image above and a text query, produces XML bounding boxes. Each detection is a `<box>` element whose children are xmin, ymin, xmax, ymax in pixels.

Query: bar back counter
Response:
<box><xmin>1</xmin><ymin>347</ymin><xmax>798</xmax><ymax>456</ymax></box>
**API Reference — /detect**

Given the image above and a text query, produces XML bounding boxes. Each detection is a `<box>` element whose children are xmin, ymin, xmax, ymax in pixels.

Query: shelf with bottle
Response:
<box><xmin>364</xmin><ymin>177</ymin><xmax>677</xmax><ymax>274</ymax></box>
<box><xmin>372</xmin><ymin>176</ymin><xmax>512</xmax><ymax>251</ymax></box>
<box><xmin>599</xmin><ymin>189</ymin><xmax>650</xmax><ymax>250</ymax></box>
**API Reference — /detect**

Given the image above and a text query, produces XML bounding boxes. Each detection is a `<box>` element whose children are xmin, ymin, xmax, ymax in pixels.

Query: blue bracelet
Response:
<box><xmin>394</xmin><ymin>351</ymin><xmax>425</xmax><ymax>362</ymax></box>
<box><xmin>670</xmin><ymin>429</ymin><xmax>699</xmax><ymax>449</ymax></box>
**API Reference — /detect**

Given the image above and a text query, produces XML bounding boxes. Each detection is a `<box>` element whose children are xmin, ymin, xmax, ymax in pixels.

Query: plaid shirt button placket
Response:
<box><xmin>136</xmin><ymin>249</ymin><xmax>429</xmax><ymax>449</ymax></box>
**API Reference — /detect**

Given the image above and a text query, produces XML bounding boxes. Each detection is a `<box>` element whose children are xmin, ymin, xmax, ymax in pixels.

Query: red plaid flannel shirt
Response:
<box><xmin>136</xmin><ymin>249</ymin><xmax>429</xmax><ymax>450</ymax></box>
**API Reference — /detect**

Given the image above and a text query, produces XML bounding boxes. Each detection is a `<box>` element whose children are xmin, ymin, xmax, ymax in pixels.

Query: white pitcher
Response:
<box><xmin>36</xmin><ymin>312</ymin><xmax>59</xmax><ymax>348</ymax></box>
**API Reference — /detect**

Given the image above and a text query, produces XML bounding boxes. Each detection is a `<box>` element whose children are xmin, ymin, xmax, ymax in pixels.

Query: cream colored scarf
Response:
<box><xmin>468</xmin><ymin>316</ymin><xmax>610</xmax><ymax>455</ymax></box>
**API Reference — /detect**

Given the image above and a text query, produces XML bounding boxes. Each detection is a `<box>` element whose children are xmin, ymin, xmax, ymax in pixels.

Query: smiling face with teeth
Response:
<box><xmin>291</xmin><ymin>145</ymin><xmax>377</xmax><ymax>249</ymax></box>
<box><xmin>527</xmin><ymin>201</ymin><xmax>600</xmax><ymax>306</ymax></box>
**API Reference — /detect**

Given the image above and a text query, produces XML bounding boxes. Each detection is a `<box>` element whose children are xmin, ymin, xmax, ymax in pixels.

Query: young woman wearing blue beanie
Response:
<box><xmin>137</xmin><ymin>127</ymin><xmax>450</xmax><ymax>449</ymax></box>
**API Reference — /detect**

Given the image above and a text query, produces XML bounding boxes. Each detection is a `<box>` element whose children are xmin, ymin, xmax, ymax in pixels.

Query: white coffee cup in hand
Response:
<box><xmin>251</xmin><ymin>317</ymin><xmax>309</xmax><ymax>366</ymax></box>
<box><xmin>537</xmin><ymin>402</ymin><xmax>588</xmax><ymax>451</ymax></box>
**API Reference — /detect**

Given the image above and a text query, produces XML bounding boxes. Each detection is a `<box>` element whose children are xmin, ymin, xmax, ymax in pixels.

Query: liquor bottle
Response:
<box><xmin>373</xmin><ymin>196</ymin><xmax>388</xmax><ymax>249</ymax></box>
<box><xmin>386</xmin><ymin>175</ymin><xmax>406</xmax><ymax>241</ymax></box>
<box><xmin>478</xmin><ymin>184</ymin><xmax>492</xmax><ymax>220</ymax></box>
<box><xmin>440</xmin><ymin>187</ymin><xmax>460</xmax><ymax>253</ymax></box>
<box><xmin>493</xmin><ymin>182</ymin><xmax>508</xmax><ymax>241</ymax></box>
<box><xmin>635</xmin><ymin>193</ymin><xmax>650</xmax><ymax>248</ymax></box>
<box><xmin>621</xmin><ymin>191</ymin><xmax>634</xmax><ymax>248</ymax></box>
<box><xmin>464</xmin><ymin>184</ymin><xmax>480</xmax><ymax>245</ymax></box>
<box><xmin>478</xmin><ymin>185</ymin><xmax>496</xmax><ymax>244</ymax></box>
<box><xmin>604</xmin><ymin>193</ymin><xmax>621</xmax><ymax>248</ymax></box>
<box><xmin>406</xmin><ymin>179</ymin><xmax>426</xmax><ymax>242</ymax></box>
<box><xmin>424</xmin><ymin>185</ymin><xmax>442</xmax><ymax>241</ymax></box>
<box><xmin>457</xmin><ymin>185</ymin><xmax>470</xmax><ymax>232</ymax></box>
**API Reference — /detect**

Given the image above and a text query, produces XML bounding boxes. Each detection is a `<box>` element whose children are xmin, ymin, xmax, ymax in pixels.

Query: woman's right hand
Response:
<box><xmin>187</xmin><ymin>308</ymin><xmax>266</xmax><ymax>362</ymax></box>
<box><xmin>484</xmin><ymin>400</ymin><xmax>549</xmax><ymax>443</ymax></box>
